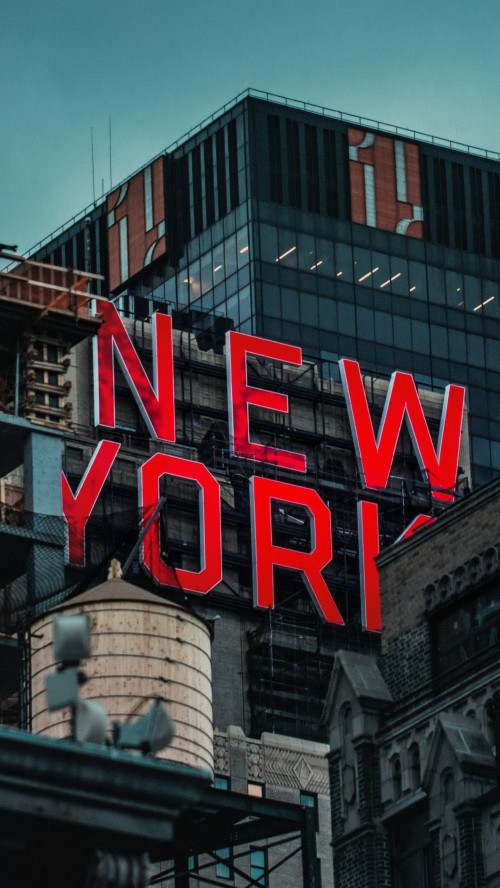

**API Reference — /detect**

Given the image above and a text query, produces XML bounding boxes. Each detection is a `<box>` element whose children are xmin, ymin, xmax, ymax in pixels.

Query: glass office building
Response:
<box><xmin>33</xmin><ymin>90</ymin><xmax>500</xmax><ymax>489</ymax></box>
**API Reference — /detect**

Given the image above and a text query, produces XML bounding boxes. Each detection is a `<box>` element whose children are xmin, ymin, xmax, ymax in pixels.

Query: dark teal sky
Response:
<box><xmin>2</xmin><ymin>0</ymin><xmax>499</xmax><ymax>254</ymax></box>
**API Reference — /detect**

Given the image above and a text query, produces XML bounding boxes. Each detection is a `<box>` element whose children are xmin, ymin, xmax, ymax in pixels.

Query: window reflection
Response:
<box><xmin>162</xmin><ymin>217</ymin><xmax>498</xmax><ymax>334</ymax></box>
<box><xmin>237</xmin><ymin>227</ymin><xmax>249</xmax><ymax>267</ymax></box>
<box><xmin>298</xmin><ymin>233</ymin><xmax>316</xmax><ymax>272</ymax></box>
<box><xmin>276</xmin><ymin>229</ymin><xmax>298</xmax><ymax>266</ymax></box>
<box><xmin>389</xmin><ymin>256</ymin><xmax>408</xmax><ymax>296</ymax></box>
<box><xmin>463</xmin><ymin>274</ymin><xmax>481</xmax><ymax>312</ymax></box>
<box><xmin>408</xmin><ymin>261</ymin><xmax>427</xmax><ymax>299</ymax></box>
<box><xmin>316</xmin><ymin>238</ymin><xmax>334</xmax><ymax>275</ymax></box>
<box><xmin>213</xmin><ymin>243</ymin><xmax>225</xmax><ymax>284</ymax></box>
<box><xmin>446</xmin><ymin>269</ymin><xmax>463</xmax><ymax>308</ymax></box>
<box><xmin>335</xmin><ymin>242</ymin><xmax>353</xmax><ymax>281</ymax></box>
<box><xmin>200</xmin><ymin>253</ymin><xmax>213</xmax><ymax>295</ymax></box>
<box><xmin>475</xmin><ymin>280</ymin><xmax>499</xmax><ymax>318</ymax></box>
<box><xmin>225</xmin><ymin>233</ymin><xmax>238</xmax><ymax>277</ymax></box>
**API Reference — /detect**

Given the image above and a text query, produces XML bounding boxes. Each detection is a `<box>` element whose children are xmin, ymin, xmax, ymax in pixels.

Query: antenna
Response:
<box><xmin>109</xmin><ymin>115</ymin><xmax>113</xmax><ymax>189</ymax></box>
<box><xmin>90</xmin><ymin>126</ymin><xmax>96</xmax><ymax>205</ymax></box>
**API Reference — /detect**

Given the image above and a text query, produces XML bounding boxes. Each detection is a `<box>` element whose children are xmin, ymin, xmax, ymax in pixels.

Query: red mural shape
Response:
<box><xmin>107</xmin><ymin>157</ymin><xmax>166</xmax><ymax>291</ymax></box>
<box><xmin>348</xmin><ymin>127</ymin><xmax>424</xmax><ymax>237</ymax></box>
<box><xmin>139</xmin><ymin>452</ymin><xmax>222</xmax><ymax>594</ymax></box>
<box><xmin>226</xmin><ymin>331</ymin><xmax>307</xmax><ymax>473</ymax></box>
<box><xmin>339</xmin><ymin>359</ymin><xmax>465</xmax><ymax>503</ymax></box>
<box><xmin>250</xmin><ymin>475</ymin><xmax>343</xmax><ymax>625</ymax></box>
<box><xmin>94</xmin><ymin>301</ymin><xmax>175</xmax><ymax>442</ymax></box>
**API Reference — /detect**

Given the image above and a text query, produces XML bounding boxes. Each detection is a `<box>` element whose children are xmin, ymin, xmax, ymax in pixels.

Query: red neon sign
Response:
<box><xmin>139</xmin><ymin>452</ymin><xmax>222</xmax><ymax>595</ymax></box>
<box><xmin>226</xmin><ymin>331</ymin><xmax>307</xmax><ymax>473</ymax></box>
<box><xmin>63</xmin><ymin>315</ymin><xmax>468</xmax><ymax>629</ymax></box>
<box><xmin>358</xmin><ymin>501</ymin><xmax>436</xmax><ymax>632</ymax></box>
<box><xmin>94</xmin><ymin>301</ymin><xmax>175</xmax><ymax>442</ymax></box>
<box><xmin>339</xmin><ymin>359</ymin><xmax>465</xmax><ymax>502</ymax></box>
<box><xmin>250</xmin><ymin>476</ymin><xmax>343</xmax><ymax>624</ymax></box>
<box><xmin>61</xmin><ymin>440</ymin><xmax>120</xmax><ymax>566</ymax></box>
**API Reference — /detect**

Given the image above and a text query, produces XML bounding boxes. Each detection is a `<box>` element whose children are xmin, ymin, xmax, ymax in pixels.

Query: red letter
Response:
<box><xmin>61</xmin><ymin>440</ymin><xmax>120</xmax><ymax>566</ymax></box>
<box><xmin>94</xmin><ymin>302</ymin><xmax>175</xmax><ymax>442</ymax></box>
<box><xmin>226</xmin><ymin>331</ymin><xmax>306</xmax><ymax>472</ymax></box>
<box><xmin>358</xmin><ymin>501</ymin><xmax>435</xmax><ymax>632</ymax></box>
<box><xmin>139</xmin><ymin>453</ymin><xmax>222</xmax><ymax>595</ymax></box>
<box><xmin>250</xmin><ymin>475</ymin><xmax>343</xmax><ymax>624</ymax></box>
<box><xmin>340</xmin><ymin>359</ymin><xmax>465</xmax><ymax>502</ymax></box>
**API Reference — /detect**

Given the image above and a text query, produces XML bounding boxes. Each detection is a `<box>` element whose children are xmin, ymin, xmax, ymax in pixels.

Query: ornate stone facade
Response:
<box><xmin>325</xmin><ymin>478</ymin><xmax>500</xmax><ymax>888</ymax></box>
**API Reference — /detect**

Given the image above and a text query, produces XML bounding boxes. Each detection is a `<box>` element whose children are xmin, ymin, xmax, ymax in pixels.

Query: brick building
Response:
<box><xmin>325</xmin><ymin>478</ymin><xmax>500</xmax><ymax>887</ymax></box>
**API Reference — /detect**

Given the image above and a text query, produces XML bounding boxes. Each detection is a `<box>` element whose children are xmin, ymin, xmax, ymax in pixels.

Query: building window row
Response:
<box><xmin>182</xmin><ymin>114</ymin><xmax>246</xmax><ymax>242</ymax></box>
<box><xmin>265</xmin><ymin>112</ymin><xmax>348</xmax><ymax>219</ymax></box>
<box><xmin>259</xmin><ymin>223</ymin><xmax>500</xmax><ymax>318</ymax></box>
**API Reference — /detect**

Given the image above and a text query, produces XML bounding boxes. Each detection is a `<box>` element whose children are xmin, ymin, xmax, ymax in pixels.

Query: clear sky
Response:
<box><xmin>2</xmin><ymin>0</ymin><xmax>499</xmax><ymax>256</ymax></box>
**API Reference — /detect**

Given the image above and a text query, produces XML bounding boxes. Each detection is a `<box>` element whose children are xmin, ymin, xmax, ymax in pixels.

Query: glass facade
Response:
<box><xmin>33</xmin><ymin>96</ymin><xmax>500</xmax><ymax>487</ymax></box>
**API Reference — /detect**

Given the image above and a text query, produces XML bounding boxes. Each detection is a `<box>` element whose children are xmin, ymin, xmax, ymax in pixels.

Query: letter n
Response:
<box><xmin>93</xmin><ymin>301</ymin><xmax>175</xmax><ymax>442</ymax></box>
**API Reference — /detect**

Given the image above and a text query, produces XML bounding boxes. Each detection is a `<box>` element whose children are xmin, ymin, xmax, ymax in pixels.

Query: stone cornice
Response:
<box><xmin>423</xmin><ymin>544</ymin><xmax>500</xmax><ymax>613</ymax></box>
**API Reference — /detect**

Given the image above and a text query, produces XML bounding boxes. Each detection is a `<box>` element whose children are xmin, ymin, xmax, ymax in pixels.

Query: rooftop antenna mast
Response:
<box><xmin>109</xmin><ymin>115</ymin><xmax>113</xmax><ymax>189</ymax></box>
<box><xmin>90</xmin><ymin>126</ymin><xmax>96</xmax><ymax>205</ymax></box>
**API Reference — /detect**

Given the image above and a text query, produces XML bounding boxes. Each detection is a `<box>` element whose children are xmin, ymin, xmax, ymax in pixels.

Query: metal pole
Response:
<box><xmin>301</xmin><ymin>807</ymin><xmax>320</xmax><ymax>888</ymax></box>
<box><xmin>14</xmin><ymin>337</ymin><xmax>20</xmax><ymax>416</ymax></box>
<box><xmin>174</xmin><ymin>855</ymin><xmax>190</xmax><ymax>888</ymax></box>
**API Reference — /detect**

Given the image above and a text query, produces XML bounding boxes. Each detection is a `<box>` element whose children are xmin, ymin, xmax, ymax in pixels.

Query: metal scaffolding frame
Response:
<box><xmin>152</xmin><ymin>787</ymin><xmax>320</xmax><ymax>888</ymax></box>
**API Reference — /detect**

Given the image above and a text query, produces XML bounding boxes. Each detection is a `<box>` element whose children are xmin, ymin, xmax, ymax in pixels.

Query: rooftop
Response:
<box><xmin>24</xmin><ymin>88</ymin><xmax>500</xmax><ymax>259</ymax></box>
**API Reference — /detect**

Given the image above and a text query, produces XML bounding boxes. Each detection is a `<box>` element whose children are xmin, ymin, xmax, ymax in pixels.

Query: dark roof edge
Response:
<box><xmin>27</xmin><ymin>88</ymin><xmax>500</xmax><ymax>258</ymax></box>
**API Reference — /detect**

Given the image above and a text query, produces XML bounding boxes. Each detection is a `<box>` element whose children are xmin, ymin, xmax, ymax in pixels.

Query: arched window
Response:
<box><xmin>441</xmin><ymin>768</ymin><xmax>455</xmax><ymax>805</ymax></box>
<box><xmin>392</xmin><ymin>755</ymin><xmax>402</xmax><ymax>800</ymax></box>
<box><xmin>409</xmin><ymin>743</ymin><xmax>421</xmax><ymax>791</ymax></box>
<box><xmin>341</xmin><ymin>704</ymin><xmax>353</xmax><ymax>743</ymax></box>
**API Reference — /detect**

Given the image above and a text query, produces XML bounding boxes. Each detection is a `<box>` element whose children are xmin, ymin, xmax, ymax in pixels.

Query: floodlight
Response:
<box><xmin>74</xmin><ymin>698</ymin><xmax>109</xmax><ymax>745</ymax></box>
<box><xmin>114</xmin><ymin>700</ymin><xmax>175</xmax><ymax>755</ymax></box>
<box><xmin>45</xmin><ymin>666</ymin><xmax>80</xmax><ymax>711</ymax></box>
<box><xmin>53</xmin><ymin>614</ymin><xmax>91</xmax><ymax>664</ymax></box>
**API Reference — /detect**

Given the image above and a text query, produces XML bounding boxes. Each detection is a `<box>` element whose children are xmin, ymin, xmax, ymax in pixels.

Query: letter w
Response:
<box><xmin>93</xmin><ymin>301</ymin><xmax>175</xmax><ymax>442</ymax></box>
<box><xmin>339</xmin><ymin>359</ymin><xmax>465</xmax><ymax>503</ymax></box>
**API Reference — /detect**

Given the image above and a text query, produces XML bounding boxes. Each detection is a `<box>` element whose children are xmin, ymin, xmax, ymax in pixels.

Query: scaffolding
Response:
<box><xmin>0</xmin><ymin>249</ymin><xmax>104</xmax><ymax>429</ymax></box>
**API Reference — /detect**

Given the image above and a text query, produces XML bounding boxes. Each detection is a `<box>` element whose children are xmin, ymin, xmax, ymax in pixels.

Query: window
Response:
<box><xmin>228</xmin><ymin>118</ymin><xmax>239</xmax><ymax>210</ymax></box>
<box><xmin>216</xmin><ymin>128</ymin><xmax>227</xmax><ymax>217</ymax></box>
<box><xmin>440</xmin><ymin>768</ymin><xmax>455</xmax><ymax>805</ymax></box>
<box><xmin>214</xmin><ymin>776</ymin><xmax>232</xmax><ymax>877</ymax></box>
<box><xmin>392</xmin><ymin>755</ymin><xmax>402</xmax><ymax>800</ymax></box>
<box><xmin>433</xmin><ymin>583</ymin><xmax>500</xmax><ymax>676</ymax></box>
<box><xmin>248</xmin><ymin>782</ymin><xmax>264</xmax><ymax>798</ymax></box>
<box><xmin>216</xmin><ymin>847</ymin><xmax>232</xmax><ymax>880</ymax></box>
<box><xmin>323</xmin><ymin>129</ymin><xmax>339</xmax><ymax>217</ymax></box>
<box><xmin>267</xmin><ymin>114</ymin><xmax>282</xmax><ymax>203</ymax></box>
<box><xmin>409</xmin><ymin>743</ymin><xmax>421</xmax><ymax>791</ymax></box>
<box><xmin>204</xmin><ymin>138</ymin><xmax>215</xmax><ymax>227</ymax></box>
<box><xmin>214</xmin><ymin>775</ymin><xmax>229</xmax><ymax>791</ymax></box>
<box><xmin>305</xmin><ymin>124</ymin><xmax>320</xmax><ymax>213</ymax></box>
<box><xmin>286</xmin><ymin>119</ymin><xmax>301</xmax><ymax>208</ymax></box>
<box><xmin>393</xmin><ymin>811</ymin><xmax>433</xmax><ymax>888</ymax></box>
<box><xmin>250</xmin><ymin>848</ymin><xmax>267</xmax><ymax>887</ymax></box>
<box><xmin>300</xmin><ymin>791</ymin><xmax>319</xmax><ymax>830</ymax></box>
<box><xmin>451</xmin><ymin>162</ymin><xmax>467</xmax><ymax>250</ymax></box>
<box><xmin>470</xmin><ymin>166</ymin><xmax>485</xmax><ymax>254</ymax></box>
